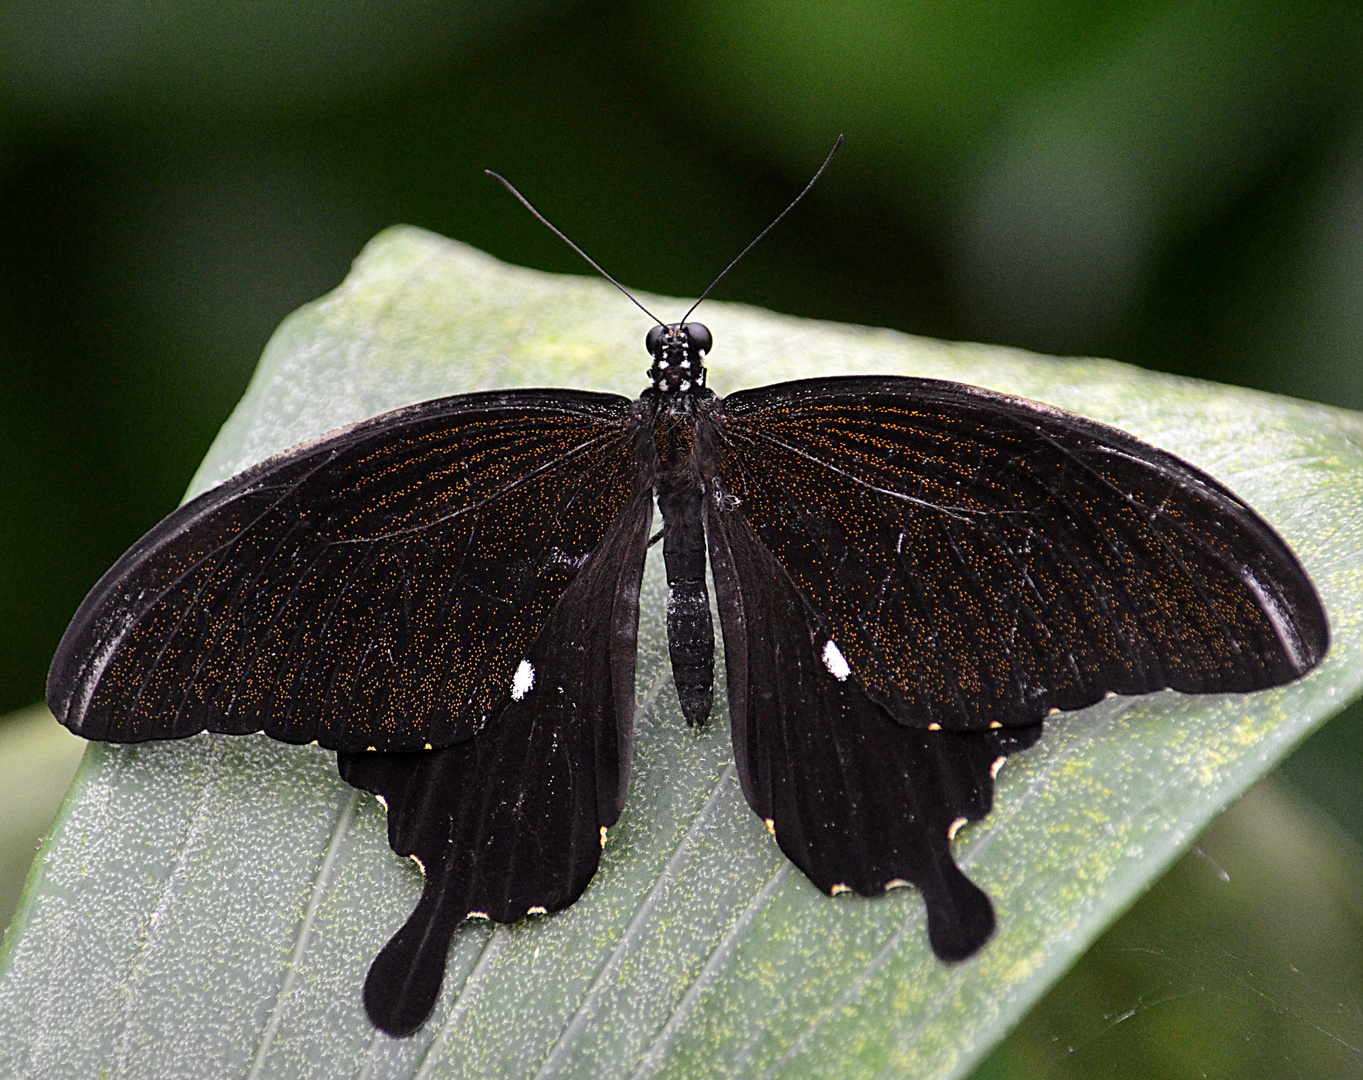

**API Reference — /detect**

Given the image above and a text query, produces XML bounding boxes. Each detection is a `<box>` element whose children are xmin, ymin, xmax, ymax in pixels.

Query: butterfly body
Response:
<box><xmin>649</xmin><ymin>323</ymin><xmax>719</xmax><ymax>727</ymax></box>
<box><xmin>48</xmin><ymin>317</ymin><xmax>1328</xmax><ymax>1037</ymax></box>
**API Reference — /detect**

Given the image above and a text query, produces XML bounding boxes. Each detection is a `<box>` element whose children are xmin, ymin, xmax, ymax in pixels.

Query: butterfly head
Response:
<box><xmin>646</xmin><ymin>322</ymin><xmax>711</xmax><ymax>397</ymax></box>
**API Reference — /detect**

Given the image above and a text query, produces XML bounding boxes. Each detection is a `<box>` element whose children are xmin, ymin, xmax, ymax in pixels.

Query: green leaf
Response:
<box><xmin>3</xmin><ymin>226</ymin><xmax>1361</xmax><ymax>1079</ymax></box>
<box><xmin>0</xmin><ymin>705</ymin><xmax>87</xmax><ymax>932</ymax></box>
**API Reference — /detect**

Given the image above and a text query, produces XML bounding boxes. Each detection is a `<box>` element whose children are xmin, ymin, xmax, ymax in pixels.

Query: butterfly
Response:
<box><xmin>46</xmin><ymin>141</ymin><xmax>1329</xmax><ymax>1038</ymax></box>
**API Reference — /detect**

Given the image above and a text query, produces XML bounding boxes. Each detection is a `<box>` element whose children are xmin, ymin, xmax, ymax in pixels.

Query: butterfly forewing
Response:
<box><xmin>702</xmin><ymin>376</ymin><xmax>1328</xmax><ymax>732</ymax></box>
<box><xmin>49</xmin><ymin>389</ymin><xmax>650</xmax><ymax>752</ymax></box>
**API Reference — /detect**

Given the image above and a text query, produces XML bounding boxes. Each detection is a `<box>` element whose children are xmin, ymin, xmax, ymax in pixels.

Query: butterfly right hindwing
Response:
<box><xmin>704</xmin><ymin>488</ymin><xmax>1042</xmax><ymax>960</ymax></box>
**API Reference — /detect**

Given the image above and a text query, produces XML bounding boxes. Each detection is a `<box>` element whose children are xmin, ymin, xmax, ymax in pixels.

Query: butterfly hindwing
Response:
<box><xmin>337</xmin><ymin>482</ymin><xmax>653</xmax><ymax>1037</ymax></box>
<box><xmin>706</xmin><ymin>500</ymin><xmax>1042</xmax><ymax>959</ymax></box>
<box><xmin>48</xmin><ymin>389</ymin><xmax>649</xmax><ymax>752</ymax></box>
<box><xmin>703</xmin><ymin>375</ymin><xmax>1328</xmax><ymax>732</ymax></box>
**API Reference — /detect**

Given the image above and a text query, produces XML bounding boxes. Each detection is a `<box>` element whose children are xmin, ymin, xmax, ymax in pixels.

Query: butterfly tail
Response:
<box><xmin>919</xmin><ymin>855</ymin><xmax>996</xmax><ymax>962</ymax></box>
<box><xmin>364</xmin><ymin>877</ymin><xmax>466</xmax><ymax>1038</ymax></box>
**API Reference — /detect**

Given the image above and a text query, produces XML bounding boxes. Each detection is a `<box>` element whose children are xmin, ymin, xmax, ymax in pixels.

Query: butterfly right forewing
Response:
<box><xmin>704</xmin><ymin>376</ymin><xmax>1328</xmax><ymax>733</ymax></box>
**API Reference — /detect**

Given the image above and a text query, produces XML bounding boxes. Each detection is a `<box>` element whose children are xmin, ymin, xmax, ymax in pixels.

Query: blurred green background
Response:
<box><xmin>2</xmin><ymin>1</ymin><xmax>1361</xmax><ymax>1076</ymax></box>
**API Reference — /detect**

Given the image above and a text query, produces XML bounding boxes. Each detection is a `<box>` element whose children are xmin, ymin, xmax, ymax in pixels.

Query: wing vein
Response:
<box><xmin>330</xmin><ymin>428</ymin><xmax>628</xmax><ymax>546</ymax></box>
<box><xmin>727</xmin><ymin>427</ymin><xmax>993</xmax><ymax>523</ymax></box>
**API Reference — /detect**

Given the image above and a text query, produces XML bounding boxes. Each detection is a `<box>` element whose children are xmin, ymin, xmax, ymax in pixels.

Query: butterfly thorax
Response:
<box><xmin>644</xmin><ymin>322</ymin><xmax>710</xmax><ymax>399</ymax></box>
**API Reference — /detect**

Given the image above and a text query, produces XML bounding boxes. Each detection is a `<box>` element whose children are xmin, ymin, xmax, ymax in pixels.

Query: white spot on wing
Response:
<box><xmin>512</xmin><ymin>659</ymin><xmax>535</xmax><ymax>701</ymax></box>
<box><xmin>822</xmin><ymin>639</ymin><xmax>851</xmax><ymax>681</ymax></box>
<box><xmin>948</xmin><ymin>816</ymin><xmax>968</xmax><ymax>841</ymax></box>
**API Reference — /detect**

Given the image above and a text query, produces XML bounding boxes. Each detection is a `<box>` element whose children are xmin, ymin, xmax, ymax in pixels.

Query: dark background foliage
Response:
<box><xmin>3</xmin><ymin>2</ymin><xmax>1361</xmax><ymax>1076</ymax></box>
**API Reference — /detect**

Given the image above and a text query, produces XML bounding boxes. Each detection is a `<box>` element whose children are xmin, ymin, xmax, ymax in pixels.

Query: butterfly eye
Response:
<box><xmin>645</xmin><ymin>324</ymin><xmax>666</xmax><ymax>357</ymax></box>
<box><xmin>684</xmin><ymin>323</ymin><xmax>712</xmax><ymax>357</ymax></box>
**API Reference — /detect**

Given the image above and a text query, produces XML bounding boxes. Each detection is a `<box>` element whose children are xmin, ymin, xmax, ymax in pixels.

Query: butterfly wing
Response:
<box><xmin>701</xmin><ymin>375</ymin><xmax>1328</xmax><ymax>733</ymax></box>
<box><xmin>49</xmin><ymin>388</ymin><xmax>653</xmax><ymax>752</ymax></box>
<box><xmin>706</xmin><ymin>506</ymin><xmax>1041</xmax><ymax>960</ymax></box>
<box><xmin>337</xmin><ymin>479</ymin><xmax>653</xmax><ymax>1036</ymax></box>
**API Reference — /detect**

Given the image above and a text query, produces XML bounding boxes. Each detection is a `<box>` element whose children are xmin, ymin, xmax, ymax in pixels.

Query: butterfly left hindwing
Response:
<box><xmin>337</xmin><ymin>483</ymin><xmax>654</xmax><ymax>1037</ymax></box>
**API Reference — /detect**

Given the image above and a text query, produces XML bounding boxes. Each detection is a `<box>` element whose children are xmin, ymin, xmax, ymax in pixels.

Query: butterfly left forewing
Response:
<box><xmin>337</xmin><ymin>483</ymin><xmax>653</xmax><ymax>1037</ymax></box>
<box><xmin>49</xmin><ymin>389</ymin><xmax>648</xmax><ymax>752</ymax></box>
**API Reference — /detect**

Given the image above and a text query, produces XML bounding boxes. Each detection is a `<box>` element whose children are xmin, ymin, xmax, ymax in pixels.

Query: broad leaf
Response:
<box><xmin>2</xmin><ymin>226</ymin><xmax>1361</xmax><ymax>1079</ymax></box>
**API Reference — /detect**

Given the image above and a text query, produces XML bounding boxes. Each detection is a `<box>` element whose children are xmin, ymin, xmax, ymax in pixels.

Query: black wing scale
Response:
<box><xmin>703</xmin><ymin>376</ymin><xmax>1328</xmax><ymax>732</ymax></box>
<box><xmin>49</xmin><ymin>389</ymin><xmax>647</xmax><ymax>752</ymax></box>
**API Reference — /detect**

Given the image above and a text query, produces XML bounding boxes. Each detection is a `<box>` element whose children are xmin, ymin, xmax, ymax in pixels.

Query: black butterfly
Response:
<box><xmin>46</xmin><ymin>143</ymin><xmax>1329</xmax><ymax>1038</ymax></box>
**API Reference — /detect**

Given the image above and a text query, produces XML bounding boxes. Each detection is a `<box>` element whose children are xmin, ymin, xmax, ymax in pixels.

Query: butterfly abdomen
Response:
<box><xmin>654</xmin><ymin>408</ymin><xmax>715</xmax><ymax>727</ymax></box>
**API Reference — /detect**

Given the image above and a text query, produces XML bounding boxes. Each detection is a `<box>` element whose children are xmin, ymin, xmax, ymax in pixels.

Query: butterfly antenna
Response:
<box><xmin>681</xmin><ymin>134</ymin><xmax>844</xmax><ymax>323</ymax></box>
<box><xmin>486</xmin><ymin>170</ymin><xmax>664</xmax><ymax>326</ymax></box>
